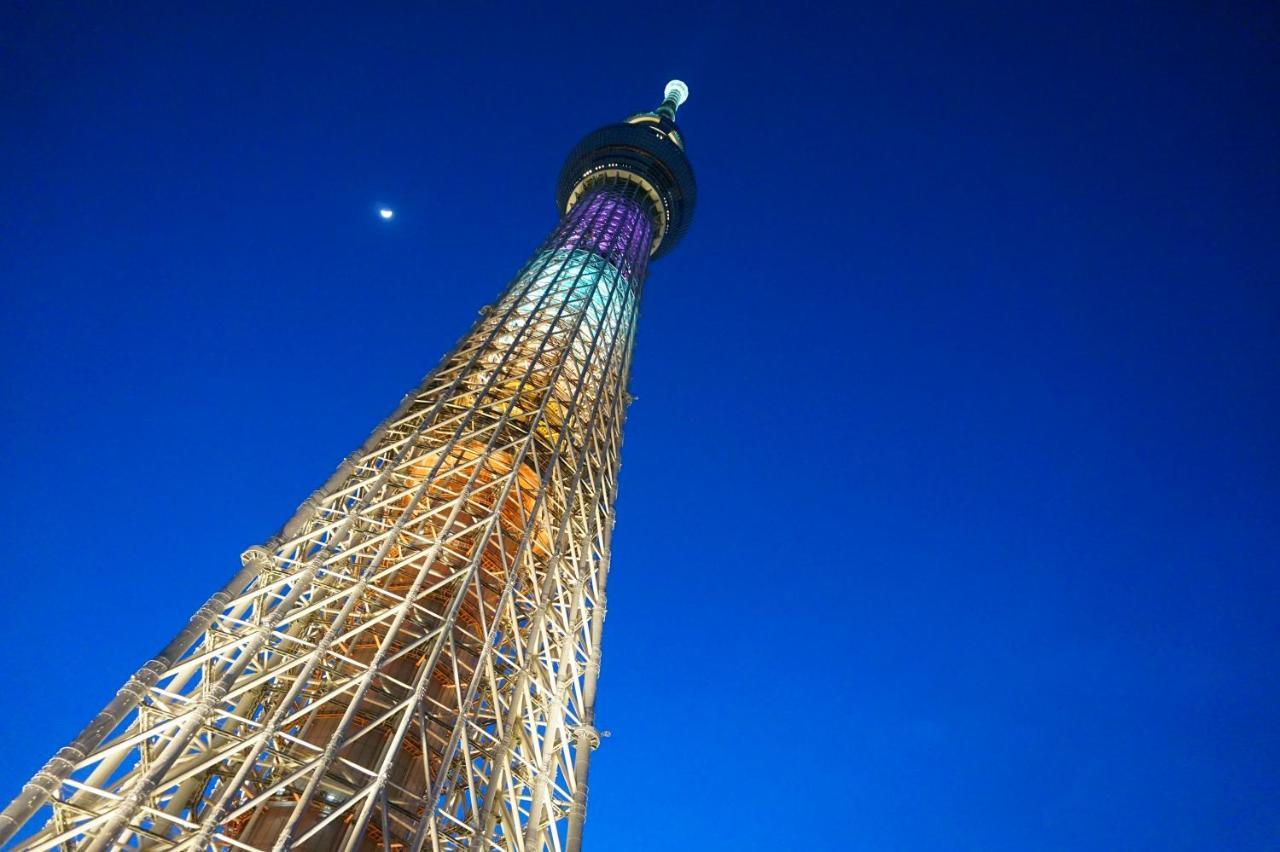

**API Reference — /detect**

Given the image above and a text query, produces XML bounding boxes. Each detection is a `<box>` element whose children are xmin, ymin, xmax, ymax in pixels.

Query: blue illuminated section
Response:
<box><xmin>472</xmin><ymin>185</ymin><xmax>654</xmax><ymax>444</ymax></box>
<box><xmin>506</xmin><ymin>184</ymin><xmax>655</xmax><ymax>335</ymax></box>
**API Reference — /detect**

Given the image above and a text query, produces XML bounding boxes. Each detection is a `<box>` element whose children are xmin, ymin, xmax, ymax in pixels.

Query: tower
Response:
<box><xmin>1</xmin><ymin>80</ymin><xmax>695</xmax><ymax>851</ymax></box>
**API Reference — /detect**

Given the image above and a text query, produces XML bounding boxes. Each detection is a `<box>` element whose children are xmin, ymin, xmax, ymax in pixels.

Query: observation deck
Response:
<box><xmin>556</xmin><ymin>80</ymin><xmax>697</xmax><ymax>259</ymax></box>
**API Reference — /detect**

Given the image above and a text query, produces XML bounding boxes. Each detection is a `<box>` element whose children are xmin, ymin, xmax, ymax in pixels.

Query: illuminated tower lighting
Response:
<box><xmin>1</xmin><ymin>80</ymin><xmax>695</xmax><ymax>851</ymax></box>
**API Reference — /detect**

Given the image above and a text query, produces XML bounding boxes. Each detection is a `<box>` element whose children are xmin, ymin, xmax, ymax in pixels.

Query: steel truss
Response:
<box><xmin>2</xmin><ymin>179</ymin><xmax>657</xmax><ymax>851</ymax></box>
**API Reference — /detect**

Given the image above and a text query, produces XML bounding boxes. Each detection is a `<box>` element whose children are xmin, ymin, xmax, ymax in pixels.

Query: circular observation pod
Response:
<box><xmin>555</xmin><ymin>108</ymin><xmax>696</xmax><ymax>259</ymax></box>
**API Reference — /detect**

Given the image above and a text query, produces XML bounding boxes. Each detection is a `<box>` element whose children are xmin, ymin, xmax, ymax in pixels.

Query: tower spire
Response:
<box><xmin>655</xmin><ymin>78</ymin><xmax>689</xmax><ymax>120</ymax></box>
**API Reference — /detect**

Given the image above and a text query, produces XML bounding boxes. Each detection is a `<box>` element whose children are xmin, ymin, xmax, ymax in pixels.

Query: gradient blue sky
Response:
<box><xmin>2</xmin><ymin>3</ymin><xmax>1277</xmax><ymax>849</ymax></box>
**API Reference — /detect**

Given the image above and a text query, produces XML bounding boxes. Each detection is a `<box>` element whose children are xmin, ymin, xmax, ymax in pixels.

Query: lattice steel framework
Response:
<box><xmin>2</xmin><ymin>82</ymin><xmax>696</xmax><ymax>852</ymax></box>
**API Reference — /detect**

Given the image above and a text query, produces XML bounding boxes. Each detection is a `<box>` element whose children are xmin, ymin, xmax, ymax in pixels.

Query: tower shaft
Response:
<box><xmin>8</xmin><ymin>183</ymin><xmax>648</xmax><ymax>851</ymax></box>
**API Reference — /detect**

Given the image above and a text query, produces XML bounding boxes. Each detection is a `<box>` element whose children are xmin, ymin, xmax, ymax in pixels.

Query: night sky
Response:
<box><xmin>2</xmin><ymin>3</ymin><xmax>1277</xmax><ymax>849</ymax></box>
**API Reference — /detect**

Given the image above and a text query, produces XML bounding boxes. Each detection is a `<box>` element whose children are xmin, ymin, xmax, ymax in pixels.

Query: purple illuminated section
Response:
<box><xmin>557</xmin><ymin>188</ymin><xmax>655</xmax><ymax>283</ymax></box>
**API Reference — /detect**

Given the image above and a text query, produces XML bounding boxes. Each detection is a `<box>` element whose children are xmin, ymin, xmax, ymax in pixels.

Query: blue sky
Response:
<box><xmin>1</xmin><ymin>3</ymin><xmax>1277</xmax><ymax>848</ymax></box>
